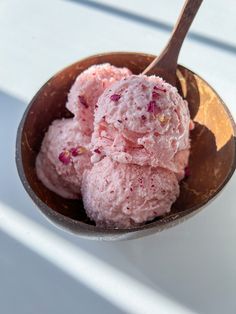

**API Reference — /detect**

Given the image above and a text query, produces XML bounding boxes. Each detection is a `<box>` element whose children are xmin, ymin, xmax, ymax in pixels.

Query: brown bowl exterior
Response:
<box><xmin>16</xmin><ymin>52</ymin><xmax>236</xmax><ymax>240</ymax></box>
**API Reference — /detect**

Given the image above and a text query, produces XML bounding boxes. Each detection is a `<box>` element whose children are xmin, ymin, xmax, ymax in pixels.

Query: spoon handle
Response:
<box><xmin>143</xmin><ymin>0</ymin><xmax>203</xmax><ymax>84</ymax></box>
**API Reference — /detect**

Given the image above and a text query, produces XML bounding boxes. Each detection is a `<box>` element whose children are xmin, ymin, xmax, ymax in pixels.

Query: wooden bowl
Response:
<box><xmin>16</xmin><ymin>52</ymin><xmax>236</xmax><ymax>240</ymax></box>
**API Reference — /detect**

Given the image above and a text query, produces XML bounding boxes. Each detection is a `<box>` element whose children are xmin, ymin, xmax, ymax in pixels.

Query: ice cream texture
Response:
<box><xmin>91</xmin><ymin>75</ymin><xmax>192</xmax><ymax>175</ymax></box>
<box><xmin>36</xmin><ymin>64</ymin><xmax>193</xmax><ymax>228</ymax></box>
<box><xmin>36</xmin><ymin>118</ymin><xmax>91</xmax><ymax>199</ymax></box>
<box><xmin>66</xmin><ymin>63</ymin><xmax>132</xmax><ymax>136</ymax></box>
<box><xmin>82</xmin><ymin>157</ymin><xmax>179</xmax><ymax>228</ymax></box>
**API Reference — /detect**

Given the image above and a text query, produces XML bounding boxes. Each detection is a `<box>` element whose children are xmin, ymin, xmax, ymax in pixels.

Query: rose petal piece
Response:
<box><xmin>70</xmin><ymin>146</ymin><xmax>87</xmax><ymax>157</ymax></box>
<box><xmin>141</xmin><ymin>115</ymin><xmax>146</xmax><ymax>121</ymax></box>
<box><xmin>58</xmin><ymin>150</ymin><xmax>71</xmax><ymax>165</ymax></box>
<box><xmin>147</xmin><ymin>101</ymin><xmax>156</xmax><ymax>113</ymax></box>
<box><xmin>78</xmin><ymin>95</ymin><xmax>89</xmax><ymax>108</ymax></box>
<box><xmin>152</xmin><ymin>91</ymin><xmax>160</xmax><ymax>99</ymax></box>
<box><xmin>94</xmin><ymin>148</ymin><xmax>101</xmax><ymax>154</ymax></box>
<box><xmin>110</xmin><ymin>94</ymin><xmax>121</xmax><ymax>101</ymax></box>
<box><xmin>154</xmin><ymin>86</ymin><xmax>166</xmax><ymax>93</ymax></box>
<box><xmin>70</xmin><ymin>147</ymin><xmax>79</xmax><ymax>157</ymax></box>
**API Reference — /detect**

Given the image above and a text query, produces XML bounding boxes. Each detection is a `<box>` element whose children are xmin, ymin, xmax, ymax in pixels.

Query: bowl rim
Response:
<box><xmin>15</xmin><ymin>51</ymin><xmax>236</xmax><ymax>239</ymax></box>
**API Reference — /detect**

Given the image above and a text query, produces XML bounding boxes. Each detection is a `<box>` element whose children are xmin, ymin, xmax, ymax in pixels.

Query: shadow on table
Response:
<box><xmin>0</xmin><ymin>91</ymin><xmax>27</xmax><ymax>208</ymax></box>
<box><xmin>68</xmin><ymin>0</ymin><xmax>236</xmax><ymax>55</ymax></box>
<box><xmin>111</xmin><ymin>168</ymin><xmax>236</xmax><ymax>314</ymax></box>
<box><xmin>0</xmin><ymin>90</ymin><xmax>39</xmax><ymax>219</ymax></box>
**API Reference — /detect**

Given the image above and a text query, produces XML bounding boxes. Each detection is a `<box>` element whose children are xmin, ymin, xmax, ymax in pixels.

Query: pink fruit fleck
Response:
<box><xmin>58</xmin><ymin>150</ymin><xmax>71</xmax><ymax>165</ymax></box>
<box><xmin>78</xmin><ymin>95</ymin><xmax>89</xmax><ymax>108</ymax></box>
<box><xmin>147</xmin><ymin>101</ymin><xmax>156</xmax><ymax>113</ymax></box>
<box><xmin>110</xmin><ymin>94</ymin><xmax>121</xmax><ymax>101</ymax></box>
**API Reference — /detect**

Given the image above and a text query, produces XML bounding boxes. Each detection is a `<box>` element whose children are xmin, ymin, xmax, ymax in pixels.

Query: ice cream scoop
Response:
<box><xmin>91</xmin><ymin>75</ymin><xmax>193</xmax><ymax>175</ymax></box>
<box><xmin>36</xmin><ymin>118</ymin><xmax>92</xmax><ymax>199</ymax></box>
<box><xmin>82</xmin><ymin>157</ymin><xmax>179</xmax><ymax>229</ymax></box>
<box><xmin>66</xmin><ymin>63</ymin><xmax>131</xmax><ymax>136</ymax></box>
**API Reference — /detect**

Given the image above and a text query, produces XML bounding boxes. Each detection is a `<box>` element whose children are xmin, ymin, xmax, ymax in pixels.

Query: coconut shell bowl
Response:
<box><xmin>16</xmin><ymin>52</ymin><xmax>236</xmax><ymax>240</ymax></box>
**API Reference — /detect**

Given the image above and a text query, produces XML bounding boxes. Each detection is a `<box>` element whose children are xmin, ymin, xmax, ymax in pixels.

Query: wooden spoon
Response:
<box><xmin>143</xmin><ymin>0</ymin><xmax>203</xmax><ymax>86</ymax></box>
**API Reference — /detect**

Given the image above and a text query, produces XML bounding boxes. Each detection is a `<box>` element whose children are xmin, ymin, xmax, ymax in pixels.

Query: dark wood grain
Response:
<box><xmin>143</xmin><ymin>0</ymin><xmax>203</xmax><ymax>86</ymax></box>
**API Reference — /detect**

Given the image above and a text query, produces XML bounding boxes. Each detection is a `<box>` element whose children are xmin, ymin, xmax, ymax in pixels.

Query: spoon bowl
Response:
<box><xmin>16</xmin><ymin>52</ymin><xmax>236</xmax><ymax>240</ymax></box>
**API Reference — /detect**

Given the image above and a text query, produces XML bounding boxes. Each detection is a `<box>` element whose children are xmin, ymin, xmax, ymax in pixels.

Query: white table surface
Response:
<box><xmin>1</xmin><ymin>1</ymin><xmax>236</xmax><ymax>313</ymax></box>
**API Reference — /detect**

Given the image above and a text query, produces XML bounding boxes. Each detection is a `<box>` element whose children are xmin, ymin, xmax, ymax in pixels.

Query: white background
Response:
<box><xmin>0</xmin><ymin>1</ymin><xmax>236</xmax><ymax>313</ymax></box>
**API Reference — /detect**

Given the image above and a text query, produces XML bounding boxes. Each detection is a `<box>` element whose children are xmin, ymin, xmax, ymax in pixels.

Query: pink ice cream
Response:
<box><xmin>66</xmin><ymin>63</ymin><xmax>131</xmax><ymax>136</ymax></box>
<box><xmin>36</xmin><ymin>64</ymin><xmax>193</xmax><ymax>229</ymax></box>
<box><xmin>91</xmin><ymin>75</ymin><xmax>193</xmax><ymax>176</ymax></box>
<box><xmin>36</xmin><ymin>118</ymin><xmax>91</xmax><ymax>199</ymax></box>
<box><xmin>82</xmin><ymin>157</ymin><xmax>179</xmax><ymax>229</ymax></box>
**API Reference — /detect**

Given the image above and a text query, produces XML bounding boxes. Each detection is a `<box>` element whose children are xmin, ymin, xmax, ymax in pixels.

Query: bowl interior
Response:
<box><xmin>16</xmin><ymin>52</ymin><xmax>236</xmax><ymax>239</ymax></box>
